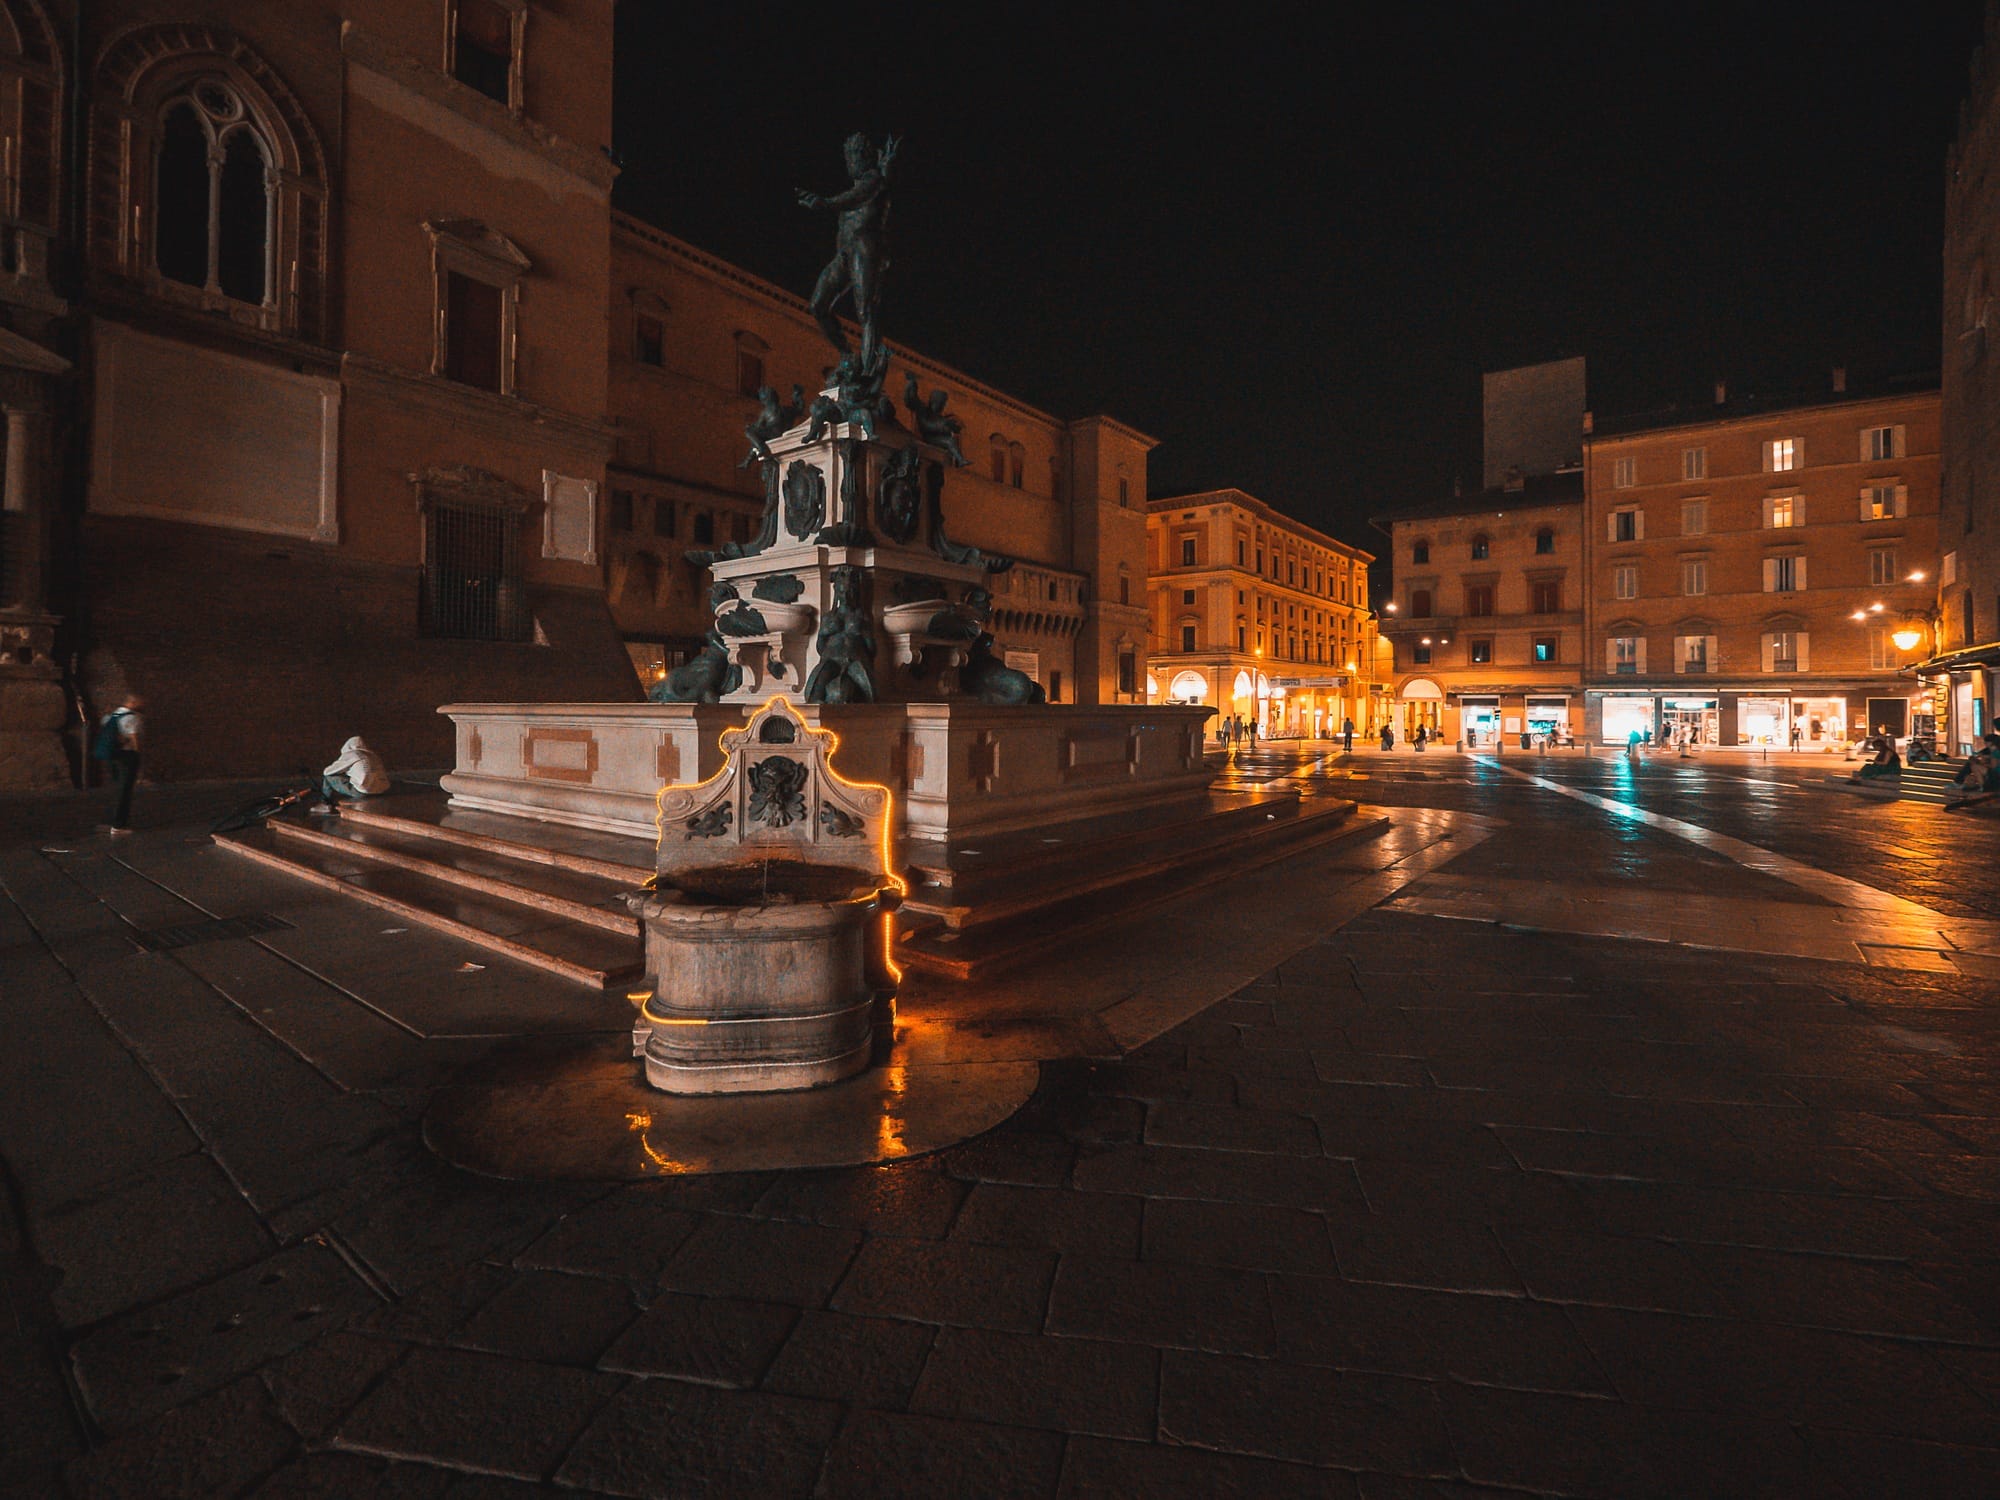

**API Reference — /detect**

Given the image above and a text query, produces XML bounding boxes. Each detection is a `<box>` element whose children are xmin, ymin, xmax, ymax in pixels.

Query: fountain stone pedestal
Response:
<box><xmin>626</xmin><ymin>697</ymin><xmax>900</xmax><ymax>1095</ymax></box>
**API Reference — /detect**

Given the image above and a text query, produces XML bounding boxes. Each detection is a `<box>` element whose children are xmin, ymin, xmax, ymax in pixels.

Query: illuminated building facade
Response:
<box><xmin>1145</xmin><ymin>489</ymin><xmax>1378</xmax><ymax>737</ymax></box>
<box><xmin>1582</xmin><ymin>382</ymin><xmax>1941</xmax><ymax>748</ymax></box>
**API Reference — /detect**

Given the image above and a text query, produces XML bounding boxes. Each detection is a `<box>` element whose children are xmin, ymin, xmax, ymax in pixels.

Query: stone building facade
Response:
<box><xmin>1933</xmin><ymin>7</ymin><xmax>2000</xmax><ymax>752</ymax></box>
<box><xmin>1582</xmin><ymin>384</ymin><xmax>1941</xmax><ymax>748</ymax></box>
<box><xmin>0</xmin><ymin>0</ymin><xmax>640</xmax><ymax>783</ymax></box>
<box><xmin>605</xmin><ymin>215</ymin><xmax>1154</xmax><ymax>707</ymax></box>
<box><xmin>1145</xmin><ymin>489</ymin><xmax>1377</xmax><ymax>738</ymax></box>
<box><xmin>1374</xmin><ymin>473</ymin><xmax>1587</xmax><ymax>745</ymax></box>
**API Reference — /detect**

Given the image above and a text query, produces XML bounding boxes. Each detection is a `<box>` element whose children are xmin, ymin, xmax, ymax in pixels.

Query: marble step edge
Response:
<box><xmin>268</xmin><ymin>819</ymin><xmax>641</xmax><ymax>937</ymax></box>
<box><xmin>337</xmin><ymin>804</ymin><xmax>654</xmax><ymax>885</ymax></box>
<box><xmin>902</xmin><ymin>790</ymin><xmax>1300</xmax><ymax>895</ymax></box>
<box><xmin>212</xmin><ymin>832</ymin><xmax>641</xmax><ymax>990</ymax></box>
<box><xmin>902</xmin><ymin>797</ymin><xmax>1358</xmax><ymax>933</ymax></box>
<box><xmin>899</xmin><ymin>809</ymin><xmax>1390</xmax><ymax>980</ymax></box>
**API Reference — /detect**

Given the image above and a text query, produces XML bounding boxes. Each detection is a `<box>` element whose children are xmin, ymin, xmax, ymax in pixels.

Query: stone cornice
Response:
<box><xmin>341</xmin><ymin>22</ymin><xmax>616</xmax><ymax>198</ymax></box>
<box><xmin>343</xmin><ymin>352</ymin><xmax>616</xmax><ymax>458</ymax></box>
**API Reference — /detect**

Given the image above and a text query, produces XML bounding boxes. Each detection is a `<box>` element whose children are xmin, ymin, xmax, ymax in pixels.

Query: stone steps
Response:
<box><xmin>897</xmin><ymin>798</ymin><xmax>1386</xmax><ymax>980</ymax></box>
<box><xmin>212</xmin><ymin>819</ymin><xmax>644</xmax><ymax>990</ymax></box>
<box><xmin>1900</xmin><ymin>759</ymin><xmax>1966</xmax><ymax>806</ymax></box>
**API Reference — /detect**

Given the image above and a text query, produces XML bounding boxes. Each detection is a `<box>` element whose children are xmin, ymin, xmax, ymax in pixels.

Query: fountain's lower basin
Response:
<box><xmin>627</xmin><ymin>861</ymin><xmax>899</xmax><ymax>1096</ymax></box>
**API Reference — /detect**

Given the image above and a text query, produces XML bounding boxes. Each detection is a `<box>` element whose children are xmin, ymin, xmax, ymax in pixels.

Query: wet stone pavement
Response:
<box><xmin>5</xmin><ymin>763</ymin><xmax>2000</xmax><ymax>1497</ymax></box>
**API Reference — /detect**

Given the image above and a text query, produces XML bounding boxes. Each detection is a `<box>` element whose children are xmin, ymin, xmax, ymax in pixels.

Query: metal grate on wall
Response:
<box><xmin>422</xmin><ymin>502</ymin><xmax>528</xmax><ymax>641</ymax></box>
<box><xmin>133</xmin><ymin>912</ymin><xmax>294</xmax><ymax>952</ymax></box>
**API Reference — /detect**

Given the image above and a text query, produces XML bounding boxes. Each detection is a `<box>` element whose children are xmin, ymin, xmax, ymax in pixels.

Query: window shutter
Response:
<box><xmin>1607</xmin><ymin>512</ymin><xmax>1618</xmax><ymax>541</ymax></box>
<box><xmin>1763</xmin><ymin>557</ymin><xmax>1776</xmax><ymax>591</ymax></box>
<box><xmin>1635</xmin><ymin>637</ymin><xmax>1648</xmax><ymax>674</ymax></box>
<box><xmin>1794</xmin><ymin>438</ymin><xmax>1803</xmax><ymax>468</ymax></box>
<box><xmin>1858</xmin><ymin>488</ymin><xmax>1871</xmax><ymax>523</ymax></box>
<box><xmin>1605</xmin><ymin>638</ymin><xmax>1617</xmax><ymax>672</ymax></box>
<box><xmin>1635</xmin><ymin>510</ymin><xmax>1646</xmax><ymax>540</ymax></box>
<box><xmin>1761</xmin><ymin>633</ymin><xmax>1776</xmax><ymax>672</ymax></box>
<box><xmin>1794</xmin><ymin>497</ymin><xmax>1805</xmax><ymax>527</ymax></box>
<box><xmin>1894</xmin><ymin>425</ymin><xmax>1906</xmax><ymax>459</ymax></box>
<box><xmin>1762</xmin><ymin>497</ymin><xmax>1774</xmax><ymax>528</ymax></box>
<box><xmin>1796</xmin><ymin>632</ymin><xmax>1810</xmax><ymax>672</ymax></box>
<box><xmin>1762</xmin><ymin>443</ymin><xmax>1773</xmax><ymax>474</ymax></box>
<box><xmin>1895</xmin><ymin>484</ymin><xmax>1908</xmax><ymax>518</ymax></box>
<box><xmin>1859</xmin><ymin>429</ymin><xmax>1870</xmax><ymax>463</ymax></box>
<box><xmin>1705</xmin><ymin>634</ymin><xmax>1718</xmax><ymax>670</ymax></box>
<box><xmin>1796</xmin><ymin>556</ymin><xmax>1807</xmax><ymax>590</ymax></box>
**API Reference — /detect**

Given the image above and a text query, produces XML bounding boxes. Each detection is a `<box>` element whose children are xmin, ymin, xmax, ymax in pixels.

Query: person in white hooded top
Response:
<box><xmin>317</xmin><ymin>736</ymin><xmax>390</xmax><ymax>812</ymax></box>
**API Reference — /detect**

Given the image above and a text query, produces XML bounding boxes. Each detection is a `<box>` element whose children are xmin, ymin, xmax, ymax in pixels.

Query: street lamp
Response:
<box><xmin>1891</xmin><ymin>620</ymin><xmax>1925</xmax><ymax>652</ymax></box>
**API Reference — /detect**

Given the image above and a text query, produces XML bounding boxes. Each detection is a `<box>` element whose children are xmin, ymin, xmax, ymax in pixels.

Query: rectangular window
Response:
<box><xmin>1180</xmin><ymin>624</ymin><xmax>1196</xmax><ymax>651</ymax></box>
<box><xmin>1863</xmin><ymin>425</ymin><xmax>1903</xmax><ymax>461</ymax></box>
<box><xmin>735</xmin><ymin>348</ymin><xmax>764</xmax><ymax>399</ymax></box>
<box><xmin>1181</xmin><ymin>588</ymin><xmax>1196</xmax><ymax>605</ymax></box>
<box><xmin>1682</xmin><ymin>499</ymin><xmax>1708</xmax><ymax>535</ymax></box>
<box><xmin>1409</xmin><ymin>589</ymin><xmax>1432</xmax><ymax>617</ymax></box>
<box><xmin>422</xmin><ymin>501</ymin><xmax>525</xmax><ymax>641</ymax></box>
<box><xmin>1868</xmin><ymin>627</ymin><xmax>1898</xmax><ymax>670</ymax></box>
<box><xmin>652</xmin><ymin>499</ymin><xmax>675</xmax><ymax>538</ymax></box>
<box><xmin>1049</xmin><ymin>670</ymin><xmax>1061</xmax><ymax>703</ymax></box>
<box><xmin>1236</xmin><ymin>623</ymin><xmax>1246</xmax><ymax>649</ymax></box>
<box><xmin>1613</xmin><ymin>455</ymin><xmax>1637</xmax><ymax>488</ymax></box>
<box><xmin>1413</xmin><ymin>642</ymin><xmax>1432</xmax><ymax>665</ymax></box>
<box><xmin>1465</xmin><ymin>584</ymin><xmax>1494</xmax><ymax>617</ymax></box>
<box><xmin>1682</xmin><ymin>446</ymin><xmax>1707</xmax><ymax>480</ymax></box>
<box><xmin>1765</xmin><ymin>631</ymin><xmax>1804</xmax><ymax>672</ymax></box>
<box><xmin>1470</xmin><ymin>639</ymin><xmax>1492</xmax><ymax>665</ymax></box>
<box><xmin>634</xmin><ymin>315</ymin><xmax>664</xmax><ymax>367</ymax></box>
<box><xmin>1862</xmin><ymin>484</ymin><xmax>1905</xmax><ymax>521</ymax></box>
<box><xmin>1612</xmin><ymin>508</ymin><xmax>1640</xmax><ymax>542</ymax></box>
<box><xmin>1766</xmin><ymin>437</ymin><xmax>1798</xmax><ymax>472</ymax></box>
<box><xmin>691</xmin><ymin>511</ymin><xmax>713</xmax><ymax>545</ymax></box>
<box><xmin>1764</xmin><ymin>555</ymin><xmax>1802</xmax><ymax>592</ymax></box>
<box><xmin>1613</xmin><ymin>636</ymin><xmax>1639</xmax><ymax>674</ymax></box>
<box><xmin>1411</xmin><ymin>541</ymin><xmax>1429</xmax><ymax>564</ymax></box>
<box><xmin>1237</xmin><ymin>539</ymin><xmax>1246</xmax><ymax>566</ymax></box>
<box><xmin>1117</xmin><ymin>650</ymin><xmax>1136</xmax><ymax>695</ymax></box>
<box><xmin>1680</xmin><ymin>559</ymin><xmax>1706</xmax><ymax>596</ymax></box>
<box><xmin>1869</xmin><ymin>547</ymin><xmax>1897</xmax><ymax>585</ymax></box>
<box><xmin>1531</xmin><ymin>580</ymin><xmax>1560</xmax><ymax>613</ymax></box>
<box><xmin>1764</xmin><ymin>494</ymin><xmax>1800</xmax><ymax>528</ymax></box>
<box><xmin>1180</xmin><ymin>537</ymin><xmax>1196</xmax><ymax>566</ymax></box>
<box><xmin>1535</xmin><ymin>529</ymin><xmax>1555</xmax><ymax>554</ymax></box>
<box><xmin>1533</xmin><ymin>636</ymin><xmax>1556</xmax><ymax>663</ymax></box>
<box><xmin>1613</xmin><ymin>564</ymin><xmax>1637</xmax><ymax>600</ymax></box>
<box><xmin>1678</xmin><ymin>635</ymin><xmax>1711</xmax><ymax>673</ymax></box>
<box><xmin>452</xmin><ymin>0</ymin><xmax>516</xmax><ymax>105</ymax></box>
<box><xmin>609</xmin><ymin>490</ymin><xmax>634</xmax><ymax>532</ymax></box>
<box><xmin>444</xmin><ymin>271</ymin><xmax>503</xmax><ymax>391</ymax></box>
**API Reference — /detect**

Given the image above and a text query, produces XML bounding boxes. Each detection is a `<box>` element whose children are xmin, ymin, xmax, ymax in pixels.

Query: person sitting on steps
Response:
<box><xmin>316</xmin><ymin>736</ymin><xmax>390</xmax><ymax>814</ymax></box>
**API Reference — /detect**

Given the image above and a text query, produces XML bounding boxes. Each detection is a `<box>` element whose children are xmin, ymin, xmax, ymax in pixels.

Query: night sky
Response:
<box><xmin>614</xmin><ymin>2</ymin><xmax>1985</xmax><ymax>553</ymax></box>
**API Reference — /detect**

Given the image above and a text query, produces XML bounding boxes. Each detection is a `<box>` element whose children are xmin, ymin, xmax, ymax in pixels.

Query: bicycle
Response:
<box><xmin>208</xmin><ymin>782</ymin><xmax>321</xmax><ymax>834</ymax></box>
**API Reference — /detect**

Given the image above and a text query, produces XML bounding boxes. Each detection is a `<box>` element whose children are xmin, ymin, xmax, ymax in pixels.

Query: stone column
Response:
<box><xmin>0</xmin><ymin>404</ymin><xmax>66</xmax><ymax>788</ymax></box>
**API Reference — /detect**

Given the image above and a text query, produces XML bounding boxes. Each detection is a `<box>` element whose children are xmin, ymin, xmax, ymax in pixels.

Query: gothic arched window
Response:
<box><xmin>153</xmin><ymin>81</ymin><xmax>274</xmax><ymax>306</ymax></box>
<box><xmin>90</xmin><ymin>27</ymin><xmax>328</xmax><ymax>340</ymax></box>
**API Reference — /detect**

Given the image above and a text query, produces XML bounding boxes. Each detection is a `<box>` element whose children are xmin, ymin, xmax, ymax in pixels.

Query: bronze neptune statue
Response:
<box><xmin>797</xmin><ymin>133</ymin><xmax>898</xmax><ymax>366</ymax></box>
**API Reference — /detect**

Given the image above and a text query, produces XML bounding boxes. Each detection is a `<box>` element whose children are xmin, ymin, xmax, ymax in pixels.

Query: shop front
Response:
<box><xmin>1790</xmin><ymin>696</ymin><xmax>1847</xmax><ymax>750</ymax></box>
<box><xmin>1397</xmin><ymin>676</ymin><xmax>1443</xmax><ymax>739</ymax></box>
<box><xmin>1600</xmin><ymin>695</ymin><xmax>1655</xmax><ymax>746</ymax></box>
<box><xmin>1661</xmin><ymin>697</ymin><xmax>1718</xmax><ymax>745</ymax></box>
<box><xmin>1458</xmin><ymin>696</ymin><xmax>1501</xmax><ymax>748</ymax></box>
<box><xmin>1737</xmin><ymin>695</ymin><xmax>1787</xmax><ymax>747</ymax></box>
<box><xmin>1525</xmin><ymin>697</ymin><xmax>1571</xmax><ymax>741</ymax></box>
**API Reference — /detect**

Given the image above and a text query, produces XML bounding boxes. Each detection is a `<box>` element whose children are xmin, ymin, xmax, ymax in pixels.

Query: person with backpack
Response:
<box><xmin>93</xmin><ymin>695</ymin><xmax>144</xmax><ymax>835</ymax></box>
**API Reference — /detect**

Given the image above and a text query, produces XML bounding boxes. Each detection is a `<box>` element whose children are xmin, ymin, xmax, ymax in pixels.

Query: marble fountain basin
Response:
<box><xmin>627</xmin><ymin>859</ymin><xmax>901</xmax><ymax>1096</ymax></box>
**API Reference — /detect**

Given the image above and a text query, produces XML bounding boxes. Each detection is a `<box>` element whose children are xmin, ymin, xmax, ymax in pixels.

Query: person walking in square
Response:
<box><xmin>95</xmin><ymin>694</ymin><xmax>143</xmax><ymax>835</ymax></box>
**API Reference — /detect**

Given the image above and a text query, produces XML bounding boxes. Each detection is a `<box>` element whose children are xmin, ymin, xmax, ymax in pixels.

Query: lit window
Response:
<box><xmin>1613</xmin><ymin>456</ymin><xmax>1636</xmax><ymax>488</ymax></box>
<box><xmin>1682</xmin><ymin>499</ymin><xmax>1708</xmax><ymax>535</ymax></box>
<box><xmin>1681</xmin><ymin>559</ymin><xmax>1706</xmax><ymax>596</ymax></box>
<box><xmin>1864</xmin><ymin>485</ymin><xmax>1903</xmax><ymax>521</ymax></box>
<box><xmin>1766</xmin><ymin>438</ymin><xmax>1798</xmax><ymax>472</ymax></box>
<box><xmin>1533</xmin><ymin>637</ymin><xmax>1556</xmax><ymax>663</ymax></box>
<box><xmin>1682</xmin><ymin>447</ymin><xmax>1707</xmax><ymax>480</ymax></box>
<box><xmin>1614</xmin><ymin>564</ymin><xmax>1637</xmax><ymax>600</ymax></box>
<box><xmin>1767</xmin><ymin>495</ymin><xmax>1797</xmax><ymax>528</ymax></box>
